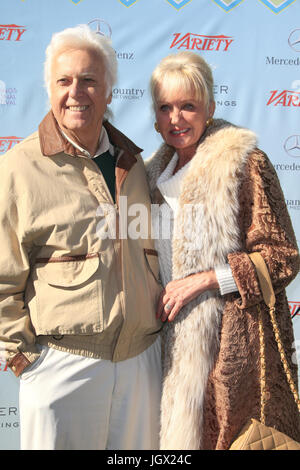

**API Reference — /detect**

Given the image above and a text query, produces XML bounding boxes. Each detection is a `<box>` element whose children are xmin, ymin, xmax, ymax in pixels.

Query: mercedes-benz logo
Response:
<box><xmin>288</xmin><ymin>29</ymin><xmax>300</xmax><ymax>52</ymax></box>
<box><xmin>284</xmin><ymin>135</ymin><xmax>300</xmax><ymax>158</ymax></box>
<box><xmin>88</xmin><ymin>19</ymin><xmax>112</xmax><ymax>38</ymax></box>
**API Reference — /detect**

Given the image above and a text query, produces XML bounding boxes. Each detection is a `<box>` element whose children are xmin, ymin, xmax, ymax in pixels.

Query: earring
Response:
<box><xmin>206</xmin><ymin>117</ymin><xmax>213</xmax><ymax>128</ymax></box>
<box><xmin>154</xmin><ymin>122</ymin><xmax>160</xmax><ymax>133</ymax></box>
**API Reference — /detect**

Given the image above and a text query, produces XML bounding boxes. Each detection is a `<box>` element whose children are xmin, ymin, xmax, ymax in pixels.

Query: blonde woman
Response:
<box><xmin>146</xmin><ymin>51</ymin><xmax>300</xmax><ymax>450</ymax></box>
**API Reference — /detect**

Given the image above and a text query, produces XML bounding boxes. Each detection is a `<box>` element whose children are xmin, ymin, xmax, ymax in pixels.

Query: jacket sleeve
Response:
<box><xmin>228</xmin><ymin>149</ymin><xmax>299</xmax><ymax>308</ymax></box>
<box><xmin>0</xmin><ymin>177</ymin><xmax>40</xmax><ymax>377</ymax></box>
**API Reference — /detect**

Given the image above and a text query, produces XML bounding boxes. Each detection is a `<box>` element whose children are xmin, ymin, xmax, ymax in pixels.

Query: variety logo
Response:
<box><xmin>260</xmin><ymin>0</ymin><xmax>296</xmax><ymax>14</ymax></box>
<box><xmin>212</xmin><ymin>0</ymin><xmax>244</xmax><ymax>11</ymax></box>
<box><xmin>170</xmin><ymin>33</ymin><xmax>234</xmax><ymax>51</ymax></box>
<box><xmin>284</xmin><ymin>135</ymin><xmax>300</xmax><ymax>158</ymax></box>
<box><xmin>289</xmin><ymin>301</ymin><xmax>300</xmax><ymax>319</ymax></box>
<box><xmin>0</xmin><ymin>24</ymin><xmax>27</xmax><ymax>41</ymax></box>
<box><xmin>266</xmin><ymin>90</ymin><xmax>300</xmax><ymax>106</ymax></box>
<box><xmin>288</xmin><ymin>29</ymin><xmax>300</xmax><ymax>52</ymax></box>
<box><xmin>0</xmin><ymin>136</ymin><xmax>22</xmax><ymax>154</ymax></box>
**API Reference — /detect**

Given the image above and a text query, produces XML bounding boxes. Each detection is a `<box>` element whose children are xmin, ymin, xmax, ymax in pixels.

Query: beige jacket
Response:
<box><xmin>0</xmin><ymin>111</ymin><xmax>162</xmax><ymax>377</ymax></box>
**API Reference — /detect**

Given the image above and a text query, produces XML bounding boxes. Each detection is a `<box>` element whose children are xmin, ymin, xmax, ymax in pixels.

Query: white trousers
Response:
<box><xmin>19</xmin><ymin>338</ymin><xmax>161</xmax><ymax>450</ymax></box>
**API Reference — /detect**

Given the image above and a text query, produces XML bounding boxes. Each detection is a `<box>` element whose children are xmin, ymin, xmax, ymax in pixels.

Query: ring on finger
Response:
<box><xmin>165</xmin><ymin>303</ymin><xmax>172</xmax><ymax>311</ymax></box>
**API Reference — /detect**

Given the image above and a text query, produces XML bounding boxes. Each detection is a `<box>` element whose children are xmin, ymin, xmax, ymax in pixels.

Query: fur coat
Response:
<box><xmin>146</xmin><ymin>119</ymin><xmax>300</xmax><ymax>450</ymax></box>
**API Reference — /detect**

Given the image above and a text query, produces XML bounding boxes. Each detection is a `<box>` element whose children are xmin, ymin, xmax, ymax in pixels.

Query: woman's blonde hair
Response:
<box><xmin>150</xmin><ymin>51</ymin><xmax>214</xmax><ymax>112</ymax></box>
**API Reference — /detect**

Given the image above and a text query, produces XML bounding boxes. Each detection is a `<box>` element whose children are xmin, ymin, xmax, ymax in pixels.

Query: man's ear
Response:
<box><xmin>107</xmin><ymin>92</ymin><xmax>112</xmax><ymax>105</ymax></box>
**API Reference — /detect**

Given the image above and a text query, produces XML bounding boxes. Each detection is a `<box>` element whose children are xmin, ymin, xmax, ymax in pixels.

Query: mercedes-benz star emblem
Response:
<box><xmin>88</xmin><ymin>19</ymin><xmax>112</xmax><ymax>38</ymax></box>
<box><xmin>284</xmin><ymin>135</ymin><xmax>300</xmax><ymax>158</ymax></box>
<box><xmin>288</xmin><ymin>29</ymin><xmax>300</xmax><ymax>52</ymax></box>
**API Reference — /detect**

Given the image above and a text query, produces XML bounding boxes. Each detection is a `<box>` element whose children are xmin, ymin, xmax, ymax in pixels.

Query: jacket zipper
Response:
<box><xmin>88</xmin><ymin>151</ymin><xmax>126</xmax><ymax>343</ymax></box>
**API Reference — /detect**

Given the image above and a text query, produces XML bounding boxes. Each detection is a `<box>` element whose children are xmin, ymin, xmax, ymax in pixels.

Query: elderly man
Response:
<box><xmin>0</xmin><ymin>25</ymin><xmax>162</xmax><ymax>450</ymax></box>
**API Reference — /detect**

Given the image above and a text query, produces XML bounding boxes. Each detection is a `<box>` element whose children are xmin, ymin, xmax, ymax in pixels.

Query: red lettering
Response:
<box><xmin>0</xmin><ymin>27</ymin><xmax>6</xmax><ymax>40</ymax></box>
<box><xmin>224</xmin><ymin>39</ymin><xmax>234</xmax><ymax>51</ymax></box>
<box><xmin>289</xmin><ymin>302</ymin><xmax>300</xmax><ymax>316</ymax></box>
<box><xmin>178</xmin><ymin>37</ymin><xmax>190</xmax><ymax>49</ymax></box>
<box><xmin>0</xmin><ymin>361</ymin><xmax>8</xmax><ymax>372</ymax></box>
<box><xmin>191</xmin><ymin>37</ymin><xmax>203</xmax><ymax>50</ymax></box>
<box><xmin>0</xmin><ymin>137</ymin><xmax>22</xmax><ymax>153</ymax></box>
<box><xmin>267</xmin><ymin>90</ymin><xmax>286</xmax><ymax>105</ymax></box>
<box><xmin>170</xmin><ymin>33</ymin><xmax>234</xmax><ymax>51</ymax></box>
<box><xmin>206</xmin><ymin>38</ymin><xmax>215</xmax><ymax>51</ymax></box>
<box><xmin>15</xmin><ymin>29</ymin><xmax>26</xmax><ymax>41</ymax></box>
<box><xmin>276</xmin><ymin>94</ymin><xmax>288</xmax><ymax>106</ymax></box>
<box><xmin>287</xmin><ymin>94</ymin><xmax>300</xmax><ymax>106</ymax></box>
<box><xmin>215</xmin><ymin>39</ymin><xmax>222</xmax><ymax>51</ymax></box>
<box><xmin>6</xmin><ymin>28</ymin><xmax>14</xmax><ymax>41</ymax></box>
<box><xmin>0</xmin><ymin>25</ymin><xmax>26</xmax><ymax>41</ymax></box>
<box><xmin>267</xmin><ymin>90</ymin><xmax>280</xmax><ymax>105</ymax></box>
<box><xmin>267</xmin><ymin>90</ymin><xmax>300</xmax><ymax>106</ymax></box>
<box><xmin>0</xmin><ymin>139</ymin><xmax>6</xmax><ymax>152</ymax></box>
<box><xmin>170</xmin><ymin>33</ymin><xmax>189</xmax><ymax>49</ymax></box>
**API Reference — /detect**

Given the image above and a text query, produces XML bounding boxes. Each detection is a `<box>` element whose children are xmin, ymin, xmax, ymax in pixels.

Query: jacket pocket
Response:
<box><xmin>32</xmin><ymin>253</ymin><xmax>103</xmax><ymax>335</ymax></box>
<box><xmin>144</xmin><ymin>248</ymin><xmax>162</xmax><ymax>306</ymax></box>
<box><xmin>144</xmin><ymin>248</ymin><xmax>161</xmax><ymax>285</ymax></box>
<box><xmin>141</xmin><ymin>248</ymin><xmax>162</xmax><ymax>330</ymax></box>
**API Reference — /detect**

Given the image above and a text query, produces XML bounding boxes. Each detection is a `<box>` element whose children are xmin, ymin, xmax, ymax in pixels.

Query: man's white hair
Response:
<box><xmin>44</xmin><ymin>24</ymin><xmax>117</xmax><ymax>99</ymax></box>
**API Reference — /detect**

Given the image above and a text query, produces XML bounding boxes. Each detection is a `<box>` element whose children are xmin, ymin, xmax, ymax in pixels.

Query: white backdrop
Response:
<box><xmin>0</xmin><ymin>0</ymin><xmax>299</xmax><ymax>450</ymax></box>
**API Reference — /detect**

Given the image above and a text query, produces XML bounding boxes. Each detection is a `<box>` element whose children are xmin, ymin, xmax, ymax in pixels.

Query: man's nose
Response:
<box><xmin>69</xmin><ymin>79</ymin><xmax>82</xmax><ymax>97</ymax></box>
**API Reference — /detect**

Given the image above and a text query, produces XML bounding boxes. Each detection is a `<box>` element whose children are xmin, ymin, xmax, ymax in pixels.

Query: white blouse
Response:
<box><xmin>153</xmin><ymin>152</ymin><xmax>238</xmax><ymax>295</ymax></box>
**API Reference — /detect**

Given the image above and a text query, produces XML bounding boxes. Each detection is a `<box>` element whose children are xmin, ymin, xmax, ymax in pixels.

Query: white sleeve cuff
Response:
<box><xmin>215</xmin><ymin>264</ymin><xmax>238</xmax><ymax>296</ymax></box>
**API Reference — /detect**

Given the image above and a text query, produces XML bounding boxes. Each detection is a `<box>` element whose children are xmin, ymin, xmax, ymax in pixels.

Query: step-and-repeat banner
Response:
<box><xmin>0</xmin><ymin>0</ymin><xmax>299</xmax><ymax>450</ymax></box>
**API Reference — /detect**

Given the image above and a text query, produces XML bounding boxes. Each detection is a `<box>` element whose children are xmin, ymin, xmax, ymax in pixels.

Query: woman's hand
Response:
<box><xmin>156</xmin><ymin>270</ymin><xmax>219</xmax><ymax>322</ymax></box>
